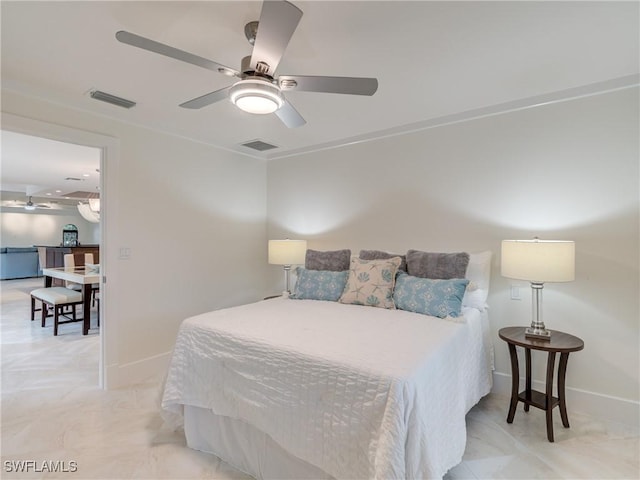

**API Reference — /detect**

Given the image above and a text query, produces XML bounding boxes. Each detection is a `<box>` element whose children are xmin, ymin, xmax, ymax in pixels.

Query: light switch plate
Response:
<box><xmin>510</xmin><ymin>285</ymin><xmax>521</xmax><ymax>300</ymax></box>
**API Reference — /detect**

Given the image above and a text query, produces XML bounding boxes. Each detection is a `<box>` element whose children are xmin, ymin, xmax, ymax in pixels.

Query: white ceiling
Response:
<box><xmin>1</xmin><ymin>1</ymin><xmax>638</xmax><ymax>188</ymax></box>
<box><xmin>1</xmin><ymin>131</ymin><xmax>100</xmax><ymax>205</ymax></box>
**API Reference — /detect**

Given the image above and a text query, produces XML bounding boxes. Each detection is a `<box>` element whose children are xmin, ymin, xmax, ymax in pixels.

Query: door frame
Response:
<box><xmin>2</xmin><ymin>112</ymin><xmax>119</xmax><ymax>389</ymax></box>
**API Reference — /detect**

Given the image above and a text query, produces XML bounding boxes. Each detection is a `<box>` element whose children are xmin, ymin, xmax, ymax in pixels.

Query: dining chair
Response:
<box><xmin>30</xmin><ymin>287</ymin><xmax>83</xmax><ymax>335</ymax></box>
<box><xmin>84</xmin><ymin>253</ymin><xmax>100</xmax><ymax>307</ymax></box>
<box><xmin>63</xmin><ymin>254</ymin><xmax>83</xmax><ymax>292</ymax></box>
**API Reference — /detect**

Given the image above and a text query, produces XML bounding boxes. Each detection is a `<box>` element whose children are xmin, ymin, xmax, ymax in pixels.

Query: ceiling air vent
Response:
<box><xmin>90</xmin><ymin>90</ymin><xmax>136</xmax><ymax>109</ymax></box>
<box><xmin>241</xmin><ymin>140</ymin><xmax>279</xmax><ymax>152</ymax></box>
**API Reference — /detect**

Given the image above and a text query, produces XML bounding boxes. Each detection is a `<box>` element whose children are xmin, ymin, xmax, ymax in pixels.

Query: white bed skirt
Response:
<box><xmin>184</xmin><ymin>405</ymin><xmax>334</xmax><ymax>480</ymax></box>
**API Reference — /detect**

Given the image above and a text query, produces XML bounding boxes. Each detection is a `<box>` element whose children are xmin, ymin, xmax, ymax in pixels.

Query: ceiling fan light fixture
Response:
<box><xmin>229</xmin><ymin>79</ymin><xmax>284</xmax><ymax>115</ymax></box>
<box><xmin>24</xmin><ymin>196</ymin><xmax>37</xmax><ymax>211</ymax></box>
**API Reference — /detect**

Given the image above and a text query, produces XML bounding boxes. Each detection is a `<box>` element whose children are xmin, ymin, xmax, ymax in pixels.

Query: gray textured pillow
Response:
<box><xmin>305</xmin><ymin>249</ymin><xmax>351</xmax><ymax>271</ymax></box>
<box><xmin>359</xmin><ymin>249</ymin><xmax>407</xmax><ymax>272</ymax></box>
<box><xmin>406</xmin><ymin>250</ymin><xmax>470</xmax><ymax>279</ymax></box>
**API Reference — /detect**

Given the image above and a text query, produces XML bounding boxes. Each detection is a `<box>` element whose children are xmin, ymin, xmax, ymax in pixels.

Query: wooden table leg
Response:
<box><xmin>507</xmin><ymin>343</ymin><xmax>519</xmax><ymax>423</ymax></box>
<box><xmin>558</xmin><ymin>352</ymin><xmax>570</xmax><ymax>428</ymax></box>
<box><xmin>524</xmin><ymin>347</ymin><xmax>531</xmax><ymax>412</ymax></box>
<box><xmin>545</xmin><ymin>351</ymin><xmax>556</xmax><ymax>442</ymax></box>
<box><xmin>82</xmin><ymin>283</ymin><xmax>92</xmax><ymax>335</ymax></box>
<box><xmin>41</xmin><ymin>276</ymin><xmax>53</xmax><ymax>326</ymax></box>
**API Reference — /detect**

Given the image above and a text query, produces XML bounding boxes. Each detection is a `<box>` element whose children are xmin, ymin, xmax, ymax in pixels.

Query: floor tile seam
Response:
<box><xmin>472</xmin><ymin>413</ymin><xmax>535</xmax><ymax>457</ymax></box>
<box><xmin>463</xmin><ymin>452</ymin><xmax>567</xmax><ymax>479</ymax></box>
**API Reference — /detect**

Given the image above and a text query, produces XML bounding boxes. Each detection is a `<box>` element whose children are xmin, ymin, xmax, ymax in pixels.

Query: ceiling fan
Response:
<box><xmin>15</xmin><ymin>196</ymin><xmax>51</xmax><ymax>211</ymax></box>
<box><xmin>115</xmin><ymin>0</ymin><xmax>378</xmax><ymax>128</ymax></box>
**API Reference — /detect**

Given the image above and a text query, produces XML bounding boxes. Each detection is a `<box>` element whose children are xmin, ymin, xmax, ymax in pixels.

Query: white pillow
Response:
<box><xmin>462</xmin><ymin>251</ymin><xmax>492</xmax><ymax>310</ymax></box>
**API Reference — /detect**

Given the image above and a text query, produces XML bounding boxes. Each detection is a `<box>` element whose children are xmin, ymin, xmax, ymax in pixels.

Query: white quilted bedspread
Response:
<box><xmin>161</xmin><ymin>298</ymin><xmax>492</xmax><ymax>479</ymax></box>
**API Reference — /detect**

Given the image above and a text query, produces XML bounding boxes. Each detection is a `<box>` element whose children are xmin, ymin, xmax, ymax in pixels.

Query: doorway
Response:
<box><xmin>1</xmin><ymin>113</ymin><xmax>117</xmax><ymax>388</ymax></box>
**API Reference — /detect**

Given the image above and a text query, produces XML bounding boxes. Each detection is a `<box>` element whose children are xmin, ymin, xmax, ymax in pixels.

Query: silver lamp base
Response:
<box><xmin>283</xmin><ymin>264</ymin><xmax>292</xmax><ymax>294</ymax></box>
<box><xmin>525</xmin><ymin>282</ymin><xmax>551</xmax><ymax>341</ymax></box>
<box><xmin>525</xmin><ymin>326</ymin><xmax>551</xmax><ymax>340</ymax></box>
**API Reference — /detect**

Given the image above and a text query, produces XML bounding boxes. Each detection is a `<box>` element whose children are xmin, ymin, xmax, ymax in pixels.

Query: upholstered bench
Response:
<box><xmin>30</xmin><ymin>287</ymin><xmax>83</xmax><ymax>336</ymax></box>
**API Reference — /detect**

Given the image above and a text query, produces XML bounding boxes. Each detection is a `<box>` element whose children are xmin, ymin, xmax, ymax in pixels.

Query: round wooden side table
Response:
<box><xmin>498</xmin><ymin>326</ymin><xmax>584</xmax><ymax>442</ymax></box>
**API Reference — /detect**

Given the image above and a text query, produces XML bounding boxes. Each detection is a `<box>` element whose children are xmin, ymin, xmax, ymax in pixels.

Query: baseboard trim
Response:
<box><xmin>492</xmin><ymin>371</ymin><xmax>640</xmax><ymax>427</ymax></box>
<box><xmin>104</xmin><ymin>351</ymin><xmax>172</xmax><ymax>389</ymax></box>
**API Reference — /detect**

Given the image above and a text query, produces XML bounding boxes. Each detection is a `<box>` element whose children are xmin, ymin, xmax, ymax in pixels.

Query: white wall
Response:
<box><xmin>3</xmin><ymin>86</ymin><xmax>637</xmax><ymax>423</ymax></box>
<box><xmin>0</xmin><ymin>209</ymin><xmax>100</xmax><ymax>246</ymax></box>
<box><xmin>2</xmin><ymin>90</ymin><xmax>269</xmax><ymax>387</ymax></box>
<box><xmin>267</xmin><ymin>87</ymin><xmax>639</xmax><ymax>424</ymax></box>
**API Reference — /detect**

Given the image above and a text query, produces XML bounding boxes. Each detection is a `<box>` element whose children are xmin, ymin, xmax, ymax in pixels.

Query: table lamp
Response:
<box><xmin>501</xmin><ymin>239</ymin><xmax>575</xmax><ymax>340</ymax></box>
<box><xmin>268</xmin><ymin>239</ymin><xmax>307</xmax><ymax>294</ymax></box>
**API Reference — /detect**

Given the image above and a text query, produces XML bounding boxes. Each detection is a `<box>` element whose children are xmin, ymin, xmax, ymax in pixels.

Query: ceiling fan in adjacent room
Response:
<box><xmin>115</xmin><ymin>0</ymin><xmax>378</xmax><ymax>128</ymax></box>
<box><xmin>15</xmin><ymin>196</ymin><xmax>51</xmax><ymax>211</ymax></box>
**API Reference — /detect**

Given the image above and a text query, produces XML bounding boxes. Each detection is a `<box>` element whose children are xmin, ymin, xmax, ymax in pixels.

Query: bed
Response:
<box><xmin>161</xmin><ymin>251</ymin><xmax>493</xmax><ymax>479</ymax></box>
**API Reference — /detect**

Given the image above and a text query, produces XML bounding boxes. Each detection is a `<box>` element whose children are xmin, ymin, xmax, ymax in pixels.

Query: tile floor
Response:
<box><xmin>1</xmin><ymin>278</ymin><xmax>638</xmax><ymax>479</ymax></box>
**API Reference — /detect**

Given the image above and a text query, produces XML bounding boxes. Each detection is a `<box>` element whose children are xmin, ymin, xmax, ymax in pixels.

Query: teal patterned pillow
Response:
<box><xmin>393</xmin><ymin>272</ymin><xmax>469</xmax><ymax>318</ymax></box>
<box><xmin>339</xmin><ymin>256</ymin><xmax>402</xmax><ymax>309</ymax></box>
<box><xmin>291</xmin><ymin>267</ymin><xmax>349</xmax><ymax>301</ymax></box>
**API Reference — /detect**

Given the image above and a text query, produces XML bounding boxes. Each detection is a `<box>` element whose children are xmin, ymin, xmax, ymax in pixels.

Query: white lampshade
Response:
<box><xmin>501</xmin><ymin>239</ymin><xmax>575</xmax><ymax>283</ymax></box>
<box><xmin>268</xmin><ymin>239</ymin><xmax>307</xmax><ymax>265</ymax></box>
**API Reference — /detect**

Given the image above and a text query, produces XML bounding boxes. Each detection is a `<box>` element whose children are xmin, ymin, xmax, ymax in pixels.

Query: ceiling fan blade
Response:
<box><xmin>179</xmin><ymin>86</ymin><xmax>233</xmax><ymax>109</ymax></box>
<box><xmin>275</xmin><ymin>100</ymin><xmax>306</xmax><ymax>128</ymax></box>
<box><xmin>116</xmin><ymin>31</ymin><xmax>240</xmax><ymax>77</ymax></box>
<box><xmin>278</xmin><ymin>75</ymin><xmax>378</xmax><ymax>96</ymax></box>
<box><xmin>249</xmin><ymin>1</ymin><xmax>303</xmax><ymax>76</ymax></box>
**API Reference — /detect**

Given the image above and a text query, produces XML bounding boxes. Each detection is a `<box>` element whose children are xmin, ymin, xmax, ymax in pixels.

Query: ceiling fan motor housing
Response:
<box><xmin>240</xmin><ymin>55</ymin><xmax>273</xmax><ymax>79</ymax></box>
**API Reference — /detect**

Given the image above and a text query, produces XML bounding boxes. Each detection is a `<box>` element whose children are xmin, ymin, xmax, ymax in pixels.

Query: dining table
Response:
<box><xmin>42</xmin><ymin>266</ymin><xmax>100</xmax><ymax>335</ymax></box>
